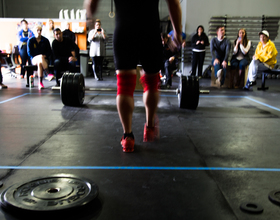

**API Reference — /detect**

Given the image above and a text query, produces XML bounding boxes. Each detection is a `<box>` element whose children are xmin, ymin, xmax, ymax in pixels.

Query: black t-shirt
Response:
<box><xmin>52</xmin><ymin>37</ymin><xmax>75</xmax><ymax>60</ymax></box>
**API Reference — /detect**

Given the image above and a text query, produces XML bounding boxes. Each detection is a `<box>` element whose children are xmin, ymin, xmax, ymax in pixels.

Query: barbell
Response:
<box><xmin>59</xmin><ymin>72</ymin><xmax>209</xmax><ymax>110</ymax></box>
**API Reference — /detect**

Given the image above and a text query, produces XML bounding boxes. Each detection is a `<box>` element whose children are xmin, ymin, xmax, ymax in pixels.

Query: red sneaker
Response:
<box><xmin>143</xmin><ymin>120</ymin><xmax>160</xmax><ymax>142</ymax></box>
<box><xmin>120</xmin><ymin>136</ymin><xmax>135</xmax><ymax>152</ymax></box>
<box><xmin>38</xmin><ymin>82</ymin><xmax>44</xmax><ymax>90</ymax></box>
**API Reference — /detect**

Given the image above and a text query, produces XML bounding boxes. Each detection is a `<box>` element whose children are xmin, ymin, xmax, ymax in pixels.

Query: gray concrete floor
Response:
<box><xmin>1</xmin><ymin>70</ymin><xmax>280</xmax><ymax>219</ymax></box>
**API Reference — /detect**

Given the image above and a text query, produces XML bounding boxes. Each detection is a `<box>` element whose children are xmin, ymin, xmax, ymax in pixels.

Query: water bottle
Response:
<box><xmin>29</xmin><ymin>75</ymin><xmax>34</xmax><ymax>88</ymax></box>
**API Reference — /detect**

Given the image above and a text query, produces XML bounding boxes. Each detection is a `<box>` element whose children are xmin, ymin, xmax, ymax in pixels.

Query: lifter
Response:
<box><xmin>84</xmin><ymin>0</ymin><xmax>182</xmax><ymax>152</ymax></box>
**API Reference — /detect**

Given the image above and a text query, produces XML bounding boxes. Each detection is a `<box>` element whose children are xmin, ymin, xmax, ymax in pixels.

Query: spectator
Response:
<box><xmin>43</xmin><ymin>19</ymin><xmax>55</xmax><ymax>47</ymax></box>
<box><xmin>88</xmin><ymin>19</ymin><xmax>106</xmax><ymax>81</ymax></box>
<box><xmin>210</xmin><ymin>26</ymin><xmax>231</xmax><ymax>87</ymax></box>
<box><xmin>161</xmin><ymin>33</ymin><xmax>179</xmax><ymax>88</ymax></box>
<box><xmin>168</xmin><ymin>29</ymin><xmax>186</xmax><ymax>48</ymax></box>
<box><xmin>17</xmin><ymin>19</ymin><xmax>34</xmax><ymax>79</ymax></box>
<box><xmin>52</xmin><ymin>28</ymin><xmax>77</xmax><ymax>86</ymax></box>
<box><xmin>0</xmin><ymin>52</ymin><xmax>8</xmax><ymax>89</ymax></box>
<box><xmin>230</xmin><ymin>28</ymin><xmax>251</xmax><ymax>88</ymax></box>
<box><xmin>243</xmin><ymin>30</ymin><xmax>278</xmax><ymax>90</ymax></box>
<box><xmin>42</xmin><ymin>19</ymin><xmax>55</xmax><ymax>81</ymax></box>
<box><xmin>63</xmin><ymin>22</ymin><xmax>76</xmax><ymax>43</ymax></box>
<box><xmin>27</xmin><ymin>24</ymin><xmax>52</xmax><ymax>89</ymax></box>
<box><xmin>84</xmin><ymin>0</ymin><xmax>182</xmax><ymax>152</ymax></box>
<box><xmin>191</xmin><ymin>25</ymin><xmax>209</xmax><ymax>78</ymax></box>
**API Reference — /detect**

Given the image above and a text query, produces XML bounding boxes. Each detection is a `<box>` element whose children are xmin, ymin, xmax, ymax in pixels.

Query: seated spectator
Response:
<box><xmin>230</xmin><ymin>28</ymin><xmax>251</xmax><ymax>88</ymax></box>
<box><xmin>191</xmin><ymin>25</ymin><xmax>209</xmax><ymax>78</ymax></box>
<box><xmin>17</xmin><ymin>19</ymin><xmax>34</xmax><ymax>79</ymax></box>
<box><xmin>27</xmin><ymin>24</ymin><xmax>52</xmax><ymax>89</ymax></box>
<box><xmin>243</xmin><ymin>30</ymin><xmax>278</xmax><ymax>90</ymax></box>
<box><xmin>168</xmin><ymin>29</ymin><xmax>186</xmax><ymax>48</ymax></box>
<box><xmin>210</xmin><ymin>26</ymin><xmax>231</xmax><ymax>87</ymax></box>
<box><xmin>42</xmin><ymin>19</ymin><xmax>55</xmax><ymax>81</ymax></box>
<box><xmin>0</xmin><ymin>52</ymin><xmax>8</xmax><ymax>89</ymax></box>
<box><xmin>161</xmin><ymin>33</ymin><xmax>179</xmax><ymax>88</ymax></box>
<box><xmin>52</xmin><ymin>28</ymin><xmax>77</xmax><ymax>86</ymax></box>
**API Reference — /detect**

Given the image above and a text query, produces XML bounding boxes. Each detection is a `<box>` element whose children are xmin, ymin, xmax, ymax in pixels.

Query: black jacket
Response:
<box><xmin>191</xmin><ymin>33</ymin><xmax>209</xmax><ymax>50</ymax></box>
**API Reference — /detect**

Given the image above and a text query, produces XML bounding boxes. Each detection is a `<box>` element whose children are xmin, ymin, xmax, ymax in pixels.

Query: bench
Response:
<box><xmin>257</xmin><ymin>69</ymin><xmax>280</xmax><ymax>90</ymax></box>
<box><xmin>23</xmin><ymin>64</ymin><xmax>80</xmax><ymax>85</ymax></box>
<box><xmin>211</xmin><ymin>65</ymin><xmax>249</xmax><ymax>88</ymax></box>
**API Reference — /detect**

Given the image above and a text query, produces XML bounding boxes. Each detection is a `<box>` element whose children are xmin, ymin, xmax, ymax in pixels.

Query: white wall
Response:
<box><xmin>185</xmin><ymin>0</ymin><xmax>280</xmax><ymax>39</ymax></box>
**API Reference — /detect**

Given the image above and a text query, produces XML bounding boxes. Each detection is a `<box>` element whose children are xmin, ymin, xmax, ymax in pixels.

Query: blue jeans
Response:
<box><xmin>230</xmin><ymin>58</ymin><xmax>248</xmax><ymax>71</ymax></box>
<box><xmin>54</xmin><ymin>58</ymin><xmax>76</xmax><ymax>85</ymax></box>
<box><xmin>19</xmin><ymin>45</ymin><xmax>31</xmax><ymax>76</ymax></box>
<box><xmin>212</xmin><ymin>58</ymin><xmax>226</xmax><ymax>85</ymax></box>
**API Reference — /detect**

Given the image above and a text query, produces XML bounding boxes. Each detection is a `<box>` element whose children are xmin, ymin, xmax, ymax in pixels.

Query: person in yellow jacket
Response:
<box><xmin>243</xmin><ymin>30</ymin><xmax>278</xmax><ymax>90</ymax></box>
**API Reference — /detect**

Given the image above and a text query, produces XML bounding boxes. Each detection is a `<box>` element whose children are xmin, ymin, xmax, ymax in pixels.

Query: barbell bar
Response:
<box><xmin>57</xmin><ymin>72</ymin><xmax>209</xmax><ymax>110</ymax></box>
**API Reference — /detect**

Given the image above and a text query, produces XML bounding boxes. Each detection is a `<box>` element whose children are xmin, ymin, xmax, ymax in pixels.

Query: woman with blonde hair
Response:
<box><xmin>27</xmin><ymin>24</ymin><xmax>52</xmax><ymax>89</ymax></box>
<box><xmin>230</xmin><ymin>28</ymin><xmax>251</xmax><ymax>88</ymax></box>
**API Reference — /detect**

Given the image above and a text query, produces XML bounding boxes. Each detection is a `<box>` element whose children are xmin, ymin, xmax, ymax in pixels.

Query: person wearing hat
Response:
<box><xmin>243</xmin><ymin>30</ymin><xmax>278</xmax><ymax>90</ymax></box>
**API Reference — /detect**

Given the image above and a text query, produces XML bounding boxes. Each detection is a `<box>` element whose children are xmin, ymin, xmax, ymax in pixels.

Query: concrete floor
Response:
<box><xmin>1</xmin><ymin>70</ymin><xmax>280</xmax><ymax>220</ymax></box>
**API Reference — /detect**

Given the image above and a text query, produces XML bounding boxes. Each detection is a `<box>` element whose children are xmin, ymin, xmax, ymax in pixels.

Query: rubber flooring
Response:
<box><xmin>1</xmin><ymin>71</ymin><xmax>280</xmax><ymax>220</ymax></box>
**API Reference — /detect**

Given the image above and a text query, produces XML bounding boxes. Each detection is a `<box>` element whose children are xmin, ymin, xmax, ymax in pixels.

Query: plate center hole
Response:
<box><xmin>246</xmin><ymin>203</ymin><xmax>257</xmax><ymax>209</ymax></box>
<box><xmin>47</xmin><ymin>188</ymin><xmax>60</xmax><ymax>193</ymax></box>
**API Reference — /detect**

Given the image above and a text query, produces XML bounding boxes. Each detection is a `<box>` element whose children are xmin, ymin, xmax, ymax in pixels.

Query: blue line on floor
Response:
<box><xmin>245</xmin><ymin>97</ymin><xmax>280</xmax><ymax>112</ymax></box>
<box><xmin>0</xmin><ymin>166</ymin><xmax>280</xmax><ymax>171</ymax></box>
<box><xmin>0</xmin><ymin>93</ymin><xmax>29</xmax><ymax>104</ymax></box>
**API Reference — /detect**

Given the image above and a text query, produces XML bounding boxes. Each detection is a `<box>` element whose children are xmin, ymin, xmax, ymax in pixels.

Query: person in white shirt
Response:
<box><xmin>87</xmin><ymin>19</ymin><xmax>106</xmax><ymax>81</ymax></box>
<box><xmin>230</xmin><ymin>28</ymin><xmax>251</xmax><ymax>88</ymax></box>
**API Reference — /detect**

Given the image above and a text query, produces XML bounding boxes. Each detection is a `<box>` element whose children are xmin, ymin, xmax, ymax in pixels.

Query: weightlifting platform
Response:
<box><xmin>1</xmin><ymin>72</ymin><xmax>280</xmax><ymax>219</ymax></box>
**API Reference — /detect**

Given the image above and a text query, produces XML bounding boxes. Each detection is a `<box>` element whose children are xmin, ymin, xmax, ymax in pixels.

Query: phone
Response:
<box><xmin>97</xmin><ymin>29</ymin><xmax>101</xmax><ymax>32</ymax></box>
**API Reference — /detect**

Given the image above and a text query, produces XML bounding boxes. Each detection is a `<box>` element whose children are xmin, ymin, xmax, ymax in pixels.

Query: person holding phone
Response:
<box><xmin>230</xmin><ymin>28</ymin><xmax>251</xmax><ymax>88</ymax></box>
<box><xmin>88</xmin><ymin>19</ymin><xmax>106</xmax><ymax>80</ymax></box>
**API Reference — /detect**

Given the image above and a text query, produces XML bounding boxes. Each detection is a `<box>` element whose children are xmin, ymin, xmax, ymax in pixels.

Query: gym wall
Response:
<box><xmin>1</xmin><ymin>0</ymin><xmax>279</xmax><ymax>40</ymax></box>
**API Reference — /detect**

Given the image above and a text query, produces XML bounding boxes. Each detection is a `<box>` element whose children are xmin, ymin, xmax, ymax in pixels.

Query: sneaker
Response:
<box><xmin>38</xmin><ymin>82</ymin><xmax>44</xmax><ymax>90</ymax></box>
<box><xmin>249</xmin><ymin>80</ymin><xmax>256</xmax><ymax>86</ymax></box>
<box><xmin>47</xmin><ymin>74</ymin><xmax>55</xmax><ymax>81</ymax></box>
<box><xmin>0</xmin><ymin>83</ymin><xmax>8</xmax><ymax>89</ymax></box>
<box><xmin>120</xmin><ymin>136</ymin><xmax>135</xmax><ymax>152</ymax></box>
<box><xmin>217</xmin><ymin>69</ymin><xmax>223</xmax><ymax>79</ymax></box>
<box><xmin>143</xmin><ymin>118</ymin><xmax>160</xmax><ymax>142</ymax></box>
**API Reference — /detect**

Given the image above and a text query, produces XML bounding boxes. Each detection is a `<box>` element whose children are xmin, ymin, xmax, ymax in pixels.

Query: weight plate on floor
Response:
<box><xmin>72</xmin><ymin>73</ymin><xmax>85</xmax><ymax>106</ymax></box>
<box><xmin>178</xmin><ymin>75</ymin><xmax>199</xmax><ymax>110</ymax></box>
<box><xmin>61</xmin><ymin>72</ymin><xmax>70</xmax><ymax>106</ymax></box>
<box><xmin>268</xmin><ymin>189</ymin><xmax>280</xmax><ymax>205</ymax></box>
<box><xmin>240</xmin><ymin>202</ymin><xmax>263</xmax><ymax>213</ymax></box>
<box><xmin>0</xmin><ymin>174</ymin><xmax>98</xmax><ymax>215</ymax></box>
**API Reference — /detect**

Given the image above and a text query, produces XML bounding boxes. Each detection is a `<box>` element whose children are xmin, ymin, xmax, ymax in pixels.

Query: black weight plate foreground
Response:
<box><xmin>61</xmin><ymin>72</ymin><xmax>85</xmax><ymax>107</ymax></box>
<box><xmin>72</xmin><ymin>73</ymin><xmax>85</xmax><ymax>106</ymax></box>
<box><xmin>268</xmin><ymin>189</ymin><xmax>280</xmax><ymax>205</ymax></box>
<box><xmin>240</xmin><ymin>202</ymin><xmax>264</xmax><ymax>214</ymax></box>
<box><xmin>0</xmin><ymin>174</ymin><xmax>99</xmax><ymax>216</ymax></box>
<box><xmin>178</xmin><ymin>75</ymin><xmax>199</xmax><ymax>110</ymax></box>
<box><xmin>60</xmin><ymin>72</ymin><xmax>70</xmax><ymax>106</ymax></box>
<box><xmin>0</xmin><ymin>181</ymin><xmax>3</xmax><ymax>188</ymax></box>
